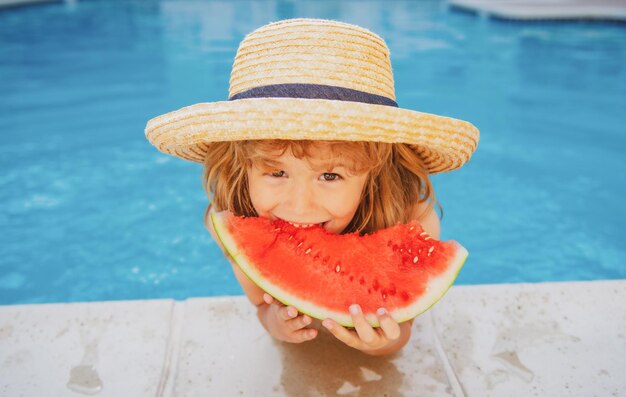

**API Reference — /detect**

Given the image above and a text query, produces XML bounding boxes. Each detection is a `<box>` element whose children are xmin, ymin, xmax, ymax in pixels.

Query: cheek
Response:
<box><xmin>335</xmin><ymin>193</ymin><xmax>360</xmax><ymax>216</ymax></box>
<box><xmin>325</xmin><ymin>182</ymin><xmax>365</xmax><ymax>218</ymax></box>
<box><xmin>247</xmin><ymin>174</ymin><xmax>275</xmax><ymax>215</ymax></box>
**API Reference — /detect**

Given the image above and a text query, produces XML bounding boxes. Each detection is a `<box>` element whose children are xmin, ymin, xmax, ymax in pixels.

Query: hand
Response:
<box><xmin>322</xmin><ymin>304</ymin><xmax>409</xmax><ymax>356</ymax></box>
<box><xmin>257</xmin><ymin>293</ymin><xmax>318</xmax><ymax>343</ymax></box>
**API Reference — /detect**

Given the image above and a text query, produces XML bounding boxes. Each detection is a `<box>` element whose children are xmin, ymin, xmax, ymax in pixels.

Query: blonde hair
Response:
<box><xmin>202</xmin><ymin>140</ymin><xmax>441</xmax><ymax>234</ymax></box>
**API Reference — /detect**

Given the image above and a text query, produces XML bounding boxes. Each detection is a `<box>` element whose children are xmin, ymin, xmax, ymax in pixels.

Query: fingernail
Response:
<box><xmin>349</xmin><ymin>304</ymin><xmax>360</xmax><ymax>315</ymax></box>
<box><xmin>322</xmin><ymin>320</ymin><xmax>333</xmax><ymax>330</ymax></box>
<box><xmin>288</xmin><ymin>308</ymin><xmax>297</xmax><ymax>318</ymax></box>
<box><xmin>377</xmin><ymin>307</ymin><xmax>387</xmax><ymax>316</ymax></box>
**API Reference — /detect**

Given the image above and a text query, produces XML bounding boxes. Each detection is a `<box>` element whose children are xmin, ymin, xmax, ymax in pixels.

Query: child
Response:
<box><xmin>145</xmin><ymin>18</ymin><xmax>479</xmax><ymax>356</ymax></box>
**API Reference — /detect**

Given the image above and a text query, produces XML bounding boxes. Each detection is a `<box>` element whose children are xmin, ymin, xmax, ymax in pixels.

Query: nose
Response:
<box><xmin>284</xmin><ymin>179</ymin><xmax>317</xmax><ymax>215</ymax></box>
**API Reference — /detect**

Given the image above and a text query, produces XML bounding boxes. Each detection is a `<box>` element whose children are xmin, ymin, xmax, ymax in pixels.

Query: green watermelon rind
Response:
<box><xmin>211</xmin><ymin>210</ymin><xmax>468</xmax><ymax>328</ymax></box>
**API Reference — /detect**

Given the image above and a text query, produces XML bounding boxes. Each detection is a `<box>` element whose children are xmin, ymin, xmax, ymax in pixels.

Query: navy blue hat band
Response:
<box><xmin>228</xmin><ymin>83</ymin><xmax>398</xmax><ymax>108</ymax></box>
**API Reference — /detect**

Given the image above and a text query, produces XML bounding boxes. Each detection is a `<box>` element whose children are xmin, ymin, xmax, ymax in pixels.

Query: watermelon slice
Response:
<box><xmin>211</xmin><ymin>210</ymin><xmax>468</xmax><ymax>327</ymax></box>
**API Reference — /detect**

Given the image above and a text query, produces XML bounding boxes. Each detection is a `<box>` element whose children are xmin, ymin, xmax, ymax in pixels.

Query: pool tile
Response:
<box><xmin>0</xmin><ymin>299</ymin><xmax>175</xmax><ymax>397</ymax></box>
<box><xmin>430</xmin><ymin>280</ymin><xmax>626</xmax><ymax>396</ymax></box>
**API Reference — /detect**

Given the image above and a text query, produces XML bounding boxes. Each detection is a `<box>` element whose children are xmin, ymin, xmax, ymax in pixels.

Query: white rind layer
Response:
<box><xmin>211</xmin><ymin>210</ymin><xmax>467</xmax><ymax>327</ymax></box>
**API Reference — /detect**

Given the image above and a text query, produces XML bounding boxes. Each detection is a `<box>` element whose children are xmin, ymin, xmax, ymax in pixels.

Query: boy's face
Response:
<box><xmin>246</xmin><ymin>146</ymin><xmax>368</xmax><ymax>234</ymax></box>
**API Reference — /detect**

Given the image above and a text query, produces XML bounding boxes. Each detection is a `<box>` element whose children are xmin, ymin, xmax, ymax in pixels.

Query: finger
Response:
<box><xmin>278</xmin><ymin>305</ymin><xmax>299</xmax><ymax>321</ymax></box>
<box><xmin>322</xmin><ymin>319</ymin><xmax>360</xmax><ymax>348</ymax></box>
<box><xmin>263</xmin><ymin>293</ymin><xmax>274</xmax><ymax>305</ymax></box>
<box><xmin>350</xmin><ymin>304</ymin><xmax>380</xmax><ymax>345</ymax></box>
<box><xmin>291</xmin><ymin>328</ymin><xmax>318</xmax><ymax>343</ymax></box>
<box><xmin>286</xmin><ymin>314</ymin><xmax>312</xmax><ymax>331</ymax></box>
<box><xmin>376</xmin><ymin>308</ymin><xmax>401</xmax><ymax>341</ymax></box>
<box><xmin>264</xmin><ymin>293</ymin><xmax>288</xmax><ymax>308</ymax></box>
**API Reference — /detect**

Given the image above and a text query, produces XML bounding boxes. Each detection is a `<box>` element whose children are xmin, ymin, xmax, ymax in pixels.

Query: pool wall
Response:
<box><xmin>0</xmin><ymin>0</ymin><xmax>59</xmax><ymax>9</ymax></box>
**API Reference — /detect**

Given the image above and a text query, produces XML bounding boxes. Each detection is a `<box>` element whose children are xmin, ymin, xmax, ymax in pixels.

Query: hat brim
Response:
<box><xmin>145</xmin><ymin>98</ymin><xmax>479</xmax><ymax>174</ymax></box>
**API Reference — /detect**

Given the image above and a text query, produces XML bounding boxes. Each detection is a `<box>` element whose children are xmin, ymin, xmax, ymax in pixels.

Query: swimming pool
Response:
<box><xmin>1</xmin><ymin>0</ymin><xmax>625</xmax><ymax>305</ymax></box>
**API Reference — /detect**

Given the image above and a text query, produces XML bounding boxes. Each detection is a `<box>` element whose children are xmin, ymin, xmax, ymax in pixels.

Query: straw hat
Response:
<box><xmin>145</xmin><ymin>18</ymin><xmax>479</xmax><ymax>174</ymax></box>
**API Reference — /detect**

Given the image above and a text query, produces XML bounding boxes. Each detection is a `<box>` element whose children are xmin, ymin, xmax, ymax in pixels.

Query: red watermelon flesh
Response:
<box><xmin>211</xmin><ymin>210</ymin><xmax>468</xmax><ymax>327</ymax></box>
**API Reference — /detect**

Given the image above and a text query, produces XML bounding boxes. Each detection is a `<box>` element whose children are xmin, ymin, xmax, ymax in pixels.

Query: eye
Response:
<box><xmin>320</xmin><ymin>172</ymin><xmax>340</xmax><ymax>181</ymax></box>
<box><xmin>270</xmin><ymin>170</ymin><xmax>285</xmax><ymax>178</ymax></box>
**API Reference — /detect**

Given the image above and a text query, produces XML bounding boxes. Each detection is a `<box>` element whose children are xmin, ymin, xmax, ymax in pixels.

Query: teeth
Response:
<box><xmin>288</xmin><ymin>221</ymin><xmax>317</xmax><ymax>228</ymax></box>
<box><xmin>289</xmin><ymin>222</ymin><xmax>311</xmax><ymax>228</ymax></box>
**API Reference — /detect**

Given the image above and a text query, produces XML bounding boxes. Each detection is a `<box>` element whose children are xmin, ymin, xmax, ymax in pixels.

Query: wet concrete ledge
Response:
<box><xmin>0</xmin><ymin>280</ymin><xmax>624</xmax><ymax>396</ymax></box>
<box><xmin>449</xmin><ymin>0</ymin><xmax>626</xmax><ymax>21</ymax></box>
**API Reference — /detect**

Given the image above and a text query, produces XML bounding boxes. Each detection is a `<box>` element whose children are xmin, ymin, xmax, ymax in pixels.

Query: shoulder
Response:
<box><xmin>409</xmin><ymin>201</ymin><xmax>440</xmax><ymax>240</ymax></box>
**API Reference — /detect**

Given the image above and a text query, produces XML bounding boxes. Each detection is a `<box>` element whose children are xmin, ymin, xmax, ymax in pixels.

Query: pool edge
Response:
<box><xmin>1</xmin><ymin>279</ymin><xmax>624</xmax><ymax>395</ymax></box>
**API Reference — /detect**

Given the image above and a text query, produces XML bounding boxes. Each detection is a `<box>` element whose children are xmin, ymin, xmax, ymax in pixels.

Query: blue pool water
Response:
<box><xmin>1</xmin><ymin>1</ymin><xmax>625</xmax><ymax>305</ymax></box>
